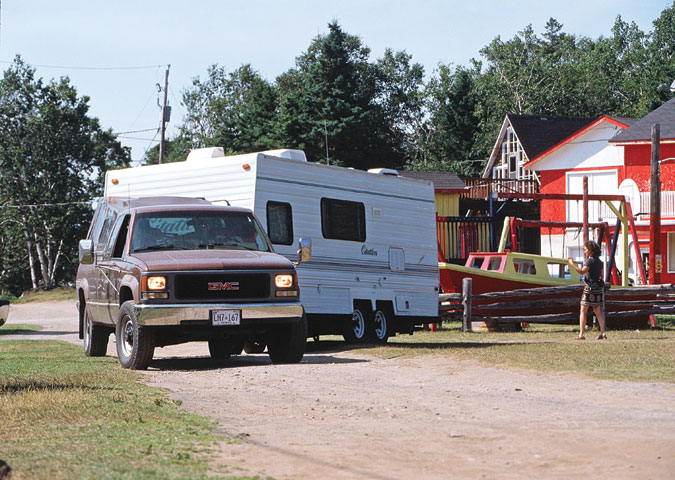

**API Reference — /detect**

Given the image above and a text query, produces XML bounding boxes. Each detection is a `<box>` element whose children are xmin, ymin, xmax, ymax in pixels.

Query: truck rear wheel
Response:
<box><xmin>268</xmin><ymin>316</ymin><xmax>307</xmax><ymax>364</ymax></box>
<box><xmin>116</xmin><ymin>301</ymin><xmax>154</xmax><ymax>370</ymax></box>
<box><xmin>208</xmin><ymin>339</ymin><xmax>231</xmax><ymax>360</ymax></box>
<box><xmin>83</xmin><ymin>308</ymin><xmax>110</xmax><ymax>357</ymax></box>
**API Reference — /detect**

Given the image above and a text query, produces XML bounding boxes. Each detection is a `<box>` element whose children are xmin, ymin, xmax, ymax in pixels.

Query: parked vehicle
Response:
<box><xmin>0</xmin><ymin>299</ymin><xmax>9</xmax><ymax>327</ymax></box>
<box><xmin>105</xmin><ymin>148</ymin><xmax>439</xmax><ymax>343</ymax></box>
<box><xmin>76</xmin><ymin>196</ymin><xmax>307</xmax><ymax>369</ymax></box>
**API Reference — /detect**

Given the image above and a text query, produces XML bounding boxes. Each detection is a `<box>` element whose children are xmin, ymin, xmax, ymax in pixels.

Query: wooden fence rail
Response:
<box><xmin>438</xmin><ymin>281</ymin><xmax>675</xmax><ymax>330</ymax></box>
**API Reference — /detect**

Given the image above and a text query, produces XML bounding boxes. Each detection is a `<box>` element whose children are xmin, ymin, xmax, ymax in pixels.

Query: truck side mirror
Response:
<box><xmin>297</xmin><ymin>237</ymin><xmax>312</xmax><ymax>264</ymax></box>
<box><xmin>79</xmin><ymin>239</ymin><xmax>94</xmax><ymax>265</ymax></box>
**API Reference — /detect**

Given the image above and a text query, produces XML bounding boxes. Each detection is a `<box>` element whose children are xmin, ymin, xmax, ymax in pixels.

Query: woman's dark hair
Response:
<box><xmin>584</xmin><ymin>240</ymin><xmax>601</xmax><ymax>258</ymax></box>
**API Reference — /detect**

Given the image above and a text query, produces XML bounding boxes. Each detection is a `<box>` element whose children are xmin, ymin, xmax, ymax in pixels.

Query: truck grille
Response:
<box><xmin>175</xmin><ymin>273</ymin><xmax>270</xmax><ymax>300</ymax></box>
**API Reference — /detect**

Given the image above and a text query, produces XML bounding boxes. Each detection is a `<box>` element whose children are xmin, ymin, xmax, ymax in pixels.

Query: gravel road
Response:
<box><xmin>4</xmin><ymin>301</ymin><xmax>675</xmax><ymax>479</ymax></box>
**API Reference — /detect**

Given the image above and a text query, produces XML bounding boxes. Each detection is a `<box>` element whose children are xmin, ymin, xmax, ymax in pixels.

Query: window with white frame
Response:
<box><xmin>668</xmin><ymin>233</ymin><xmax>675</xmax><ymax>273</ymax></box>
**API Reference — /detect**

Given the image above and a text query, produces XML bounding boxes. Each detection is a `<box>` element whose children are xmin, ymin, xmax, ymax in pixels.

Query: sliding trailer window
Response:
<box><xmin>321</xmin><ymin>198</ymin><xmax>366</xmax><ymax>242</ymax></box>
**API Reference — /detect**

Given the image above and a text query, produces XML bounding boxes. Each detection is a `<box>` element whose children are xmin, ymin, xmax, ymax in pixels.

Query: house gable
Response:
<box><xmin>525</xmin><ymin>116</ymin><xmax>632</xmax><ymax>171</ymax></box>
<box><xmin>483</xmin><ymin>114</ymin><xmax>595</xmax><ymax>180</ymax></box>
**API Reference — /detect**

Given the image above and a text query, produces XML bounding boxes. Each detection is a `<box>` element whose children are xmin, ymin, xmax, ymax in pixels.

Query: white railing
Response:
<box><xmin>639</xmin><ymin>191</ymin><xmax>675</xmax><ymax>218</ymax></box>
<box><xmin>568</xmin><ymin>191</ymin><xmax>675</xmax><ymax>223</ymax></box>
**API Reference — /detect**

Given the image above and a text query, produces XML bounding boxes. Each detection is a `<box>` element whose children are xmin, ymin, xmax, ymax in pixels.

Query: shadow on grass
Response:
<box><xmin>0</xmin><ymin>379</ymin><xmax>89</xmax><ymax>394</ymax></box>
<box><xmin>0</xmin><ymin>326</ymin><xmax>44</xmax><ymax>336</ymax></box>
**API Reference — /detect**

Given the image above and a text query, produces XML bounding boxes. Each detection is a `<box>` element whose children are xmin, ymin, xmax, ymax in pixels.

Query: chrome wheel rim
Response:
<box><xmin>352</xmin><ymin>310</ymin><xmax>366</xmax><ymax>339</ymax></box>
<box><xmin>84</xmin><ymin>312</ymin><xmax>91</xmax><ymax>349</ymax></box>
<box><xmin>121</xmin><ymin>318</ymin><xmax>134</xmax><ymax>357</ymax></box>
<box><xmin>373</xmin><ymin>310</ymin><xmax>387</xmax><ymax>340</ymax></box>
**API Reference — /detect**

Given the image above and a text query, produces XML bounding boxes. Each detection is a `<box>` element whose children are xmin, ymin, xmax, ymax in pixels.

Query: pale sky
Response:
<box><xmin>1</xmin><ymin>0</ymin><xmax>671</xmax><ymax>163</ymax></box>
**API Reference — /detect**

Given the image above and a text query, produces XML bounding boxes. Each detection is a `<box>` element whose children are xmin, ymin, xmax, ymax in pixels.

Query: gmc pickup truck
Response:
<box><xmin>76</xmin><ymin>196</ymin><xmax>308</xmax><ymax>369</ymax></box>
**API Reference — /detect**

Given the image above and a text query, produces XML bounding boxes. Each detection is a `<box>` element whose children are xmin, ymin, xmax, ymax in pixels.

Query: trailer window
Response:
<box><xmin>266</xmin><ymin>201</ymin><xmax>293</xmax><ymax>245</ymax></box>
<box><xmin>321</xmin><ymin>198</ymin><xmax>366</xmax><ymax>242</ymax></box>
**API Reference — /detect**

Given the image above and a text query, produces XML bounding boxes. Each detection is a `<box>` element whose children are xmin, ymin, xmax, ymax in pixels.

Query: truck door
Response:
<box><xmin>99</xmin><ymin>214</ymin><xmax>130</xmax><ymax>325</ymax></box>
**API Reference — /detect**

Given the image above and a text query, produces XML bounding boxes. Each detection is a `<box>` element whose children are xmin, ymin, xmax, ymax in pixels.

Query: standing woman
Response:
<box><xmin>568</xmin><ymin>240</ymin><xmax>607</xmax><ymax>340</ymax></box>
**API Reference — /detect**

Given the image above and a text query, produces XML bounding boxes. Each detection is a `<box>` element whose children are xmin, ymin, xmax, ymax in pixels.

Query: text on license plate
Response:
<box><xmin>211</xmin><ymin>309</ymin><xmax>241</xmax><ymax>326</ymax></box>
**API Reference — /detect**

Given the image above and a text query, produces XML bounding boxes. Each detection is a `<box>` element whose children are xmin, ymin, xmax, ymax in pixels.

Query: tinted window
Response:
<box><xmin>267</xmin><ymin>201</ymin><xmax>293</xmax><ymax>245</ymax></box>
<box><xmin>321</xmin><ymin>198</ymin><xmax>366</xmax><ymax>242</ymax></box>
<box><xmin>130</xmin><ymin>211</ymin><xmax>270</xmax><ymax>253</ymax></box>
<box><xmin>97</xmin><ymin>207</ymin><xmax>118</xmax><ymax>248</ymax></box>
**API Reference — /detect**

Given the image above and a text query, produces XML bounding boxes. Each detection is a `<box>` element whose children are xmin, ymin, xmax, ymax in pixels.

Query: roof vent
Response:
<box><xmin>186</xmin><ymin>147</ymin><xmax>226</xmax><ymax>162</ymax></box>
<box><xmin>368</xmin><ymin>168</ymin><xmax>399</xmax><ymax>176</ymax></box>
<box><xmin>262</xmin><ymin>149</ymin><xmax>307</xmax><ymax>162</ymax></box>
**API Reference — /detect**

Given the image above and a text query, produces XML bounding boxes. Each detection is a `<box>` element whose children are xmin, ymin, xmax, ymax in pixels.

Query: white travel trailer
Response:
<box><xmin>105</xmin><ymin>148</ymin><xmax>439</xmax><ymax>342</ymax></box>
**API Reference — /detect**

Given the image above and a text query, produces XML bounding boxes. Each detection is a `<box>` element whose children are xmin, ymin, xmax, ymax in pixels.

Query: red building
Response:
<box><xmin>526</xmin><ymin>98</ymin><xmax>675</xmax><ymax>284</ymax></box>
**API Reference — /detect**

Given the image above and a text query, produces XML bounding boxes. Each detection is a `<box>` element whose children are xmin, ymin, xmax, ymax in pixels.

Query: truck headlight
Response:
<box><xmin>145</xmin><ymin>276</ymin><xmax>167</xmax><ymax>291</ymax></box>
<box><xmin>274</xmin><ymin>274</ymin><xmax>294</xmax><ymax>288</ymax></box>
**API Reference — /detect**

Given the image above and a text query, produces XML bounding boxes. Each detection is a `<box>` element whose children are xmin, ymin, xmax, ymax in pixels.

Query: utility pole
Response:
<box><xmin>649</xmin><ymin>123</ymin><xmax>661</xmax><ymax>284</ymax></box>
<box><xmin>158</xmin><ymin>65</ymin><xmax>170</xmax><ymax>164</ymax></box>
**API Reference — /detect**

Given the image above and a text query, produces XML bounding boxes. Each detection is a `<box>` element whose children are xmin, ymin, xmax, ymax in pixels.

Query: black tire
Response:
<box><xmin>267</xmin><ymin>315</ymin><xmax>307</xmax><ymax>364</ymax></box>
<box><xmin>343</xmin><ymin>306</ymin><xmax>369</xmax><ymax>343</ymax></box>
<box><xmin>83</xmin><ymin>307</ymin><xmax>110</xmax><ymax>357</ymax></box>
<box><xmin>208</xmin><ymin>339</ymin><xmax>231</xmax><ymax>360</ymax></box>
<box><xmin>116</xmin><ymin>301</ymin><xmax>154</xmax><ymax>370</ymax></box>
<box><xmin>370</xmin><ymin>308</ymin><xmax>391</xmax><ymax>344</ymax></box>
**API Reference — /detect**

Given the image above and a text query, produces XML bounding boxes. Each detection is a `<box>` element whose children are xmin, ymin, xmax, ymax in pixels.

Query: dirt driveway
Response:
<box><xmin>5</xmin><ymin>301</ymin><xmax>675</xmax><ymax>479</ymax></box>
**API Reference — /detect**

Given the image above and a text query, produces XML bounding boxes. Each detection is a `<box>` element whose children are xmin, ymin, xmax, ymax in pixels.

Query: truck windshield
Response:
<box><xmin>131</xmin><ymin>211</ymin><xmax>271</xmax><ymax>253</ymax></box>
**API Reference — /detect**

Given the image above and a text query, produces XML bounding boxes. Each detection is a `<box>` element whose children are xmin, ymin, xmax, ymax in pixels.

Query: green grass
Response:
<box><xmin>10</xmin><ymin>287</ymin><xmax>77</xmax><ymax>304</ymax></box>
<box><xmin>0</xmin><ymin>324</ymin><xmax>42</xmax><ymax>335</ymax></box>
<box><xmin>0</xmin><ymin>340</ymin><xmax>261</xmax><ymax>480</ymax></box>
<box><xmin>355</xmin><ymin>322</ymin><xmax>675</xmax><ymax>383</ymax></box>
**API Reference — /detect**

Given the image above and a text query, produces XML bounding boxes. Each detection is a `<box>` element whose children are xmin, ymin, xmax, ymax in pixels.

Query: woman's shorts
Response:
<box><xmin>581</xmin><ymin>284</ymin><xmax>604</xmax><ymax>307</ymax></box>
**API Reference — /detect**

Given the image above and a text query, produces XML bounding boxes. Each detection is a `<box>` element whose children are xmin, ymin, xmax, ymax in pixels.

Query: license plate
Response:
<box><xmin>211</xmin><ymin>309</ymin><xmax>241</xmax><ymax>326</ymax></box>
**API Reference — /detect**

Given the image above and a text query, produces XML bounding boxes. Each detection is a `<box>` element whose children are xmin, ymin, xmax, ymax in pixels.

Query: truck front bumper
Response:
<box><xmin>134</xmin><ymin>302</ymin><xmax>304</xmax><ymax>326</ymax></box>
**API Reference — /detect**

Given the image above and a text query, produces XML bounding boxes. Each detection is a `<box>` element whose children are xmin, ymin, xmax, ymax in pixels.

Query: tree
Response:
<box><xmin>414</xmin><ymin>64</ymin><xmax>480</xmax><ymax>174</ymax></box>
<box><xmin>175</xmin><ymin>64</ymin><xmax>279</xmax><ymax>160</ymax></box>
<box><xmin>0</xmin><ymin>57</ymin><xmax>129</xmax><ymax>295</ymax></box>
<box><xmin>275</xmin><ymin>22</ymin><xmax>397</xmax><ymax>169</ymax></box>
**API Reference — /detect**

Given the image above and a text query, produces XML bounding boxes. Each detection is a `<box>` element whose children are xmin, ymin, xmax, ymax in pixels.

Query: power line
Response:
<box><xmin>114</xmin><ymin>128</ymin><xmax>158</xmax><ymax>135</ymax></box>
<box><xmin>0</xmin><ymin>201</ymin><xmax>93</xmax><ymax>209</ymax></box>
<box><xmin>0</xmin><ymin>60</ymin><xmax>166</xmax><ymax>71</ymax></box>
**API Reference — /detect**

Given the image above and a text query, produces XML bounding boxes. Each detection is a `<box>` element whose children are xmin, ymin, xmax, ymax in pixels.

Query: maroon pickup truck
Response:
<box><xmin>76</xmin><ymin>196</ymin><xmax>307</xmax><ymax>369</ymax></box>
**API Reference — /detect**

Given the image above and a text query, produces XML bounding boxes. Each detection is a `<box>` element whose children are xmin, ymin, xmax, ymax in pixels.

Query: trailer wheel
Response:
<box><xmin>370</xmin><ymin>308</ymin><xmax>390</xmax><ymax>344</ymax></box>
<box><xmin>83</xmin><ymin>307</ymin><xmax>110</xmax><ymax>357</ymax></box>
<box><xmin>116</xmin><ymin>301</ymin><xmax>154</xmax><ymax>370</ymax></box>
<box><xmin>268</xmin><ymin>315</ymin><xmax>307</xmax><ymax>364</ymax></box>
<box><xmin>344</xmin><ymin>306</ymin><xmax>369</xmax><ymax>343</ymax></box>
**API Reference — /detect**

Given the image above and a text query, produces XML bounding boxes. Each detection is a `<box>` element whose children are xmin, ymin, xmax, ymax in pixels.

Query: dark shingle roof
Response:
<box><xmin>606</xmin><ymin>116</ymin><xmax>638</xmax><ymax>128</ymax></box>
<box><xmin>398</xmin><ymin>171</ymin><xmax>467</xmax><ymax>191</ymax></box>
<box><xmin>610</xmin><ymin>98</ymin><xmax>675</xmax><ymax>143</ymax></box>
<box><xmin>508</xmin><ymin>114</ymin><xmax>597</xmax><ymax>160</ymax></box>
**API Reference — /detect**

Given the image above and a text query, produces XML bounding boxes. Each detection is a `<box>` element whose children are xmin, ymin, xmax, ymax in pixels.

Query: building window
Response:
<box><xmin>668</xmin><ymin>233</ymin><xmax>675</xmax><ymax>273</ymax></box>
<box><xmin>266</xmin><ymin>201</ymin><xmax>293</xmax><ymax>245</ymax></box>
<box><xmin>321</xmin><ymin>198</ymin><xmax>366</xmax><ymax>242</ymax></box>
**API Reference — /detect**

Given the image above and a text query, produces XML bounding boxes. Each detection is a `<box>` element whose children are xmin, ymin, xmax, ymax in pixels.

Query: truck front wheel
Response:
<box><xmin>267</xmin><ymin>316</ymin><xmax>307</xmax><ymax>364</ymax></box>
<box><xmin>116</xmin><ymin>301</ymin><xmax>154</xmax><ymax>370</ymax></box>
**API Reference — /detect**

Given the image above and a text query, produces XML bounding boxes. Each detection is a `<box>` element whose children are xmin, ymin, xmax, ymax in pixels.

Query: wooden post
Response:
<box><xmin>462</xmin><ymin>277</ymin><xmax>472</xmax><ymax>332</ymax></box>
<box><xmin>583</xmin><ymin>175</ymin><xmax>589</xmax><ymax>245</ymax></box>
<box><xmin>649</xmin><ymin>124</ymin><xmax>661</xmax><ymax>285</ymax></box>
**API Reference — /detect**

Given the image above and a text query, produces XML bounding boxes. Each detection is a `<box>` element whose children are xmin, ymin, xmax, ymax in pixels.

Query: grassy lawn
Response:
<box><xmin>6</xmin><ymin>286</ymin><xmax>77</xmax><ymax>304</ymax></box>
<box><xmin>356</xmin><ymin>321</ymin><xmax>675</xmax><ymax>383</ymax></box>
<box><xmin>0</xmin><ymin>340</ymin><xmax>259</xmax><ymax>480</ymax></box>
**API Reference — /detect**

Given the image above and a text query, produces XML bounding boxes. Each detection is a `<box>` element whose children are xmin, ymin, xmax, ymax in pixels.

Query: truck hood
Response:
<box><xmin>131</xmin><ymin>249</ymin><xmax>294</xmax><ymax>271</ymax></box>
